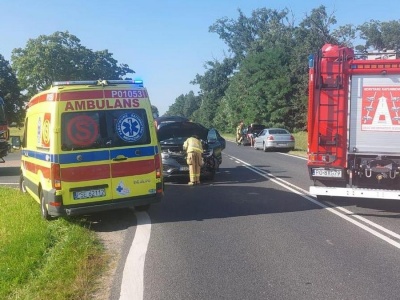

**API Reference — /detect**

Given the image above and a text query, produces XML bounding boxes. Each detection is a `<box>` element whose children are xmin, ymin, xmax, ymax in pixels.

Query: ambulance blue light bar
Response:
<box><xmin>52</xmin><ymin>80</ymin><xmax>98</xmax><ymax>86</ymax></box>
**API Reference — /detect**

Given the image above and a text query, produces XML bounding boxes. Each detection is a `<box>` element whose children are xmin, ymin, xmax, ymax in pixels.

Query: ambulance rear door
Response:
<box><xmin>104</xmin><ymin>89</ymin><xmax>160</xmax><ymax>201</ymax></box>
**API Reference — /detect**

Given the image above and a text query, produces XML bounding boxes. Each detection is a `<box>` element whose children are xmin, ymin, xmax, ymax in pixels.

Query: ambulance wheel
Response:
<box><xmin>40</xmin><ymin>190</ymin><xmax>51</xmax><ymax>220</ymax></box>
<box><xmin>19</xmin><ymin>174</ymin><xmax>27</xmax><ymax>193</ymax></box>
<box><xmin>135</xmin><ymin>204</ymin><xmax>151</xmax><ymax>211</ymax></box>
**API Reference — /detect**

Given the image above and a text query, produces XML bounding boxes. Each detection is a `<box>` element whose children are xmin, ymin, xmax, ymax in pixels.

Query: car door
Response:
<box><xmin>207</xmin><ymin>128</ymin><xmax>223</xmax><ymax>162</ymax></box>
<box><xmin>254</xmin><ymin>129</ymin><xmax>266</xmax><ymax>148</ymax></box>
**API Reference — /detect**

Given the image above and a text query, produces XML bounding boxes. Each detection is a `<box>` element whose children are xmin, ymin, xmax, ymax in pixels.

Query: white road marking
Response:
<box><xmin>122</xmin><ymin>151</ymin><xmax>400</xmax><ymax>298</ymax></box>
<box><xmin>225</xmin><ymin>153</ymin><xmax>400</xmax><ymax>249</ymax></box>
<box><xmin>119</xmin><ymin>211</ymin><xmax>151</xmax><ymax>300</ymax></box>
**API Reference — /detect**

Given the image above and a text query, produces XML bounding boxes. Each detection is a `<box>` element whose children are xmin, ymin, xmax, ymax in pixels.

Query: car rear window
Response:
<box><xmin>61</xmin><ymin>109</ymin><xmax>150</xmax><ymax>151</ymax></box>
<box><xmin>269</xmin><ymin>129</ymin><xmax>289</xmax><ymax>135</ymax></box>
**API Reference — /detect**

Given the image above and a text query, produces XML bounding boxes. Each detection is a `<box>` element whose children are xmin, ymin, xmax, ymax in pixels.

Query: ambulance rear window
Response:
<box><xmin>61</xmin><ymin>109</ymin><xmax>151</xmax><ymax>151</ymax></box>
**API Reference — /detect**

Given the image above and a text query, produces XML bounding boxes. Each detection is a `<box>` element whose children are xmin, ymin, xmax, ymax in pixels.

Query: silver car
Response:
<box><xmin>254</xmin><ymin>128</ymin><xmax>295</xmax><ymax>152</ymax></box>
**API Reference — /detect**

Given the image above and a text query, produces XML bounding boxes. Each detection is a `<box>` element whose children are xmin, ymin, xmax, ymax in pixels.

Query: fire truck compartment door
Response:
<box><xmin>349</xmin><ymin>75</ymin><xmax>400</xmax><ymax>153</ymax></box>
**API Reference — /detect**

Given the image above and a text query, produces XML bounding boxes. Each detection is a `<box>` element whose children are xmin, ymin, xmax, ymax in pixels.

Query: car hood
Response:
<box><xmin>157</xmin><ymin>121</ymin><xmax>209</xmax><ymax>142</ymax></box>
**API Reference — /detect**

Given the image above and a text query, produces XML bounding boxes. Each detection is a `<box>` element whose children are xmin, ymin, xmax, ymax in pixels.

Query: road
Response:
<box><xmin>4</xmin><ymin>144</ymin><xmax>400</xmax><ymax>299</ymax></box>
<box><xmin>116</xmin><ymin>142</ymin><xmax>400</xmax><ymax>300</ymax></box>
<box><xmin>0</xmin><ymin>150</ymin><xmax>21</xmax><ymax>187</ymax></box>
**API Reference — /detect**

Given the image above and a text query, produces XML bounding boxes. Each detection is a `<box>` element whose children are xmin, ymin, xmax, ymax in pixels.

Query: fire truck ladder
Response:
<box><xmin>314</xmin><ymin>49</ymin><xmax>347</xmax><ymax>161</ymax></box>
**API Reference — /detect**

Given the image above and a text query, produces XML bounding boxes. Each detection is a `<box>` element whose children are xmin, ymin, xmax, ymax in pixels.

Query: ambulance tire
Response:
<box><xmin>19</xmin><ymin>174</ymin><xmax>27</xmax><ymax>193</ymax></box>
<box><xmin>135</xmin><ymin>204</ymin><xmax>151</xmax><ymax>211</ymax></box>
<box><xmin>40</xmin><ymin>190</ymin><xmax>51</xmax><ymax>220</ymax></box>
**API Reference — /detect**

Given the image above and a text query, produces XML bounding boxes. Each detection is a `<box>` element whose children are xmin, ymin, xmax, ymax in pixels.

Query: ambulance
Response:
<box><xmin>20</xmin><ymin>79</ymin><xmax>164</xmax><ymax>219</ymax></box>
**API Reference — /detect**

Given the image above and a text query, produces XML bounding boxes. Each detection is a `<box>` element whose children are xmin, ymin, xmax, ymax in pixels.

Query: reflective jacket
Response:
<box><xmin>183</xmin><ymin>137</ymin><xmax>203</xmax><ymax>153</ymax></box>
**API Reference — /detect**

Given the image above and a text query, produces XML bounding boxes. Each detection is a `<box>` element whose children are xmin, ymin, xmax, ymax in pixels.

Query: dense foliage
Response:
<box><xmin>1</xmin><ymin>6</ymin><xmax>400</xmax><ymax>128</ymax></box>
<box><xmin>0</xmin><ymin>31</ymin><xmax>135</xmax><ymax>124</ymax></box>
<box><xmin>0</xmin><ymin>55</ymin><xmax>26</xmax><ymax>124</ymax></box>
<box><xmin>11</xmin><ymin>31</ymin><xmax>134</xmax><ymax>101</ymax></box>
<box><xmin>165</xmin><ymin>5</ymin><xmax>400</xmax><ymax>133</ymax></box>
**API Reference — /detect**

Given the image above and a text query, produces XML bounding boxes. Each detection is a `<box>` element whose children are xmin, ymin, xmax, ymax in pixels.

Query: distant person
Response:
<box><xmin>247</xmin><ymin>123</ymin><xmax>255</xmax><ymax>147</ymax></box>
<box><xmin>236</xmin><ymin>121</ymin><xmax>244</xmax><ymax>145</ymax></box>
<box><xmin>183</xmin><ymin>134</ymin><xmax>203</xmax><ymax>185</ymax></box>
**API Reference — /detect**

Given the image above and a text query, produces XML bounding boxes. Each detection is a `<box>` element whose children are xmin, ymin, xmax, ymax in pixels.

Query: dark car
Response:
<box><xmin>155</xmin><ymin>116</ymin><xmax>189</xmax><ymax>130</ymax></box>
<box><xmin>157</xmin><ymin>121</ymin><xmax>225</xmax><ymax>181</ymax></box>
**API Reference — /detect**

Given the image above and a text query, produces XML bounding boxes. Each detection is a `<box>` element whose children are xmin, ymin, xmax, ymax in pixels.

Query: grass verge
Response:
<box><xmin>0</xmin><ymin>187</ymin><xmax>108</xmax><ymax>300</ymax></box>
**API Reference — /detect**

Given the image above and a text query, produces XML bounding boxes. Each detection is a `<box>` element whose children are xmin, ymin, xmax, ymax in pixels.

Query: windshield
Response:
<box><xmin>0</xmin><ymin>97</ymin><xmax>7</xmax><ymax>125</ymax></box>
<box><xmin>61</xmin><ymin>109</ymin><xmax>150</xmax><ymax>151</ymax></box>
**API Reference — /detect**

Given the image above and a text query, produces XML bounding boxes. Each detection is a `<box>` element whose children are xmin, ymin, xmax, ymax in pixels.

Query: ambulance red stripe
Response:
<box><xmin>28</xmin><ymin>93</ymin><xmax>54</xmax><ymax>107</ymax></box>
<box><xmin>61</xmin><ymin>164</ymin><xmax>110</xmax><ymax>182</ymax></box>
<box><xmin>23</xmin><ymin>161</ymin><xmax>51</xmax><ymax>178</ymax></box>
<box><xmin>60</xmin><ymin>90</ymin><xmax>104</xmax><ymax>101</ymax></box>
<box><xmin>59</xmin><ymin>159</ymin><xmax>155</xmax><ymax>182</ymax></box>
<box><xmin>111</xmin><ymin>159</ymin><xmax>155</xmax><ymax>177</ymax></box>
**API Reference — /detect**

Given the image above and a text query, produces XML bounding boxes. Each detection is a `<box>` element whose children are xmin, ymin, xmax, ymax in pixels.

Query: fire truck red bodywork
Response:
<box><xmin>308</xmin><ymin>44</ymin><xmax>400</xmax><ymax>200</ymax></box>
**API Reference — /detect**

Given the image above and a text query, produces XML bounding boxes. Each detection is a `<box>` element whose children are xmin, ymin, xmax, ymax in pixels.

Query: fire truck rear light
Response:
<box><xmin>309</xmin><ymin>153</ymin><xmax>336</xmax><ymax>163</ymax></box>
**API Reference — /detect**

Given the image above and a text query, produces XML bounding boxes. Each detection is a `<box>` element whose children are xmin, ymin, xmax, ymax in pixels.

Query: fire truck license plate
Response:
<box><xmin>312</xmin><ymin>169</ymin><xmax>342</xmax><ymax>178</ymax></box>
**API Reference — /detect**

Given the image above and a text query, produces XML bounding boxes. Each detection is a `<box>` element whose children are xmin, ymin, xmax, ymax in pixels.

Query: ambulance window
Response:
<box><xmin>108</xmin><ymin>109</ymin><xmax>150</xmax><ymax>147</ymax></box>
<box><xmin>61</xmin><ymin>109</ymin><xmax>150</xmax><ymax>151</ymax></box>
<box><xmin>61</xmin><ymin>112</ymin><xmax>102</xmax><ymax>151</ymax></box>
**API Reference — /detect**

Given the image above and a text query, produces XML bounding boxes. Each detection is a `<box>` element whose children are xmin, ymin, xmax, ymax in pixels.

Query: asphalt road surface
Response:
<box><xmin>0</xmin><ymin>150</ymin><xmax>21</xmax><ymax>187</ymax></box>
<box><xmin>116</xmin><ymin>142</ymin><xmax>400</xmax><ymax>300</ymax></box>
<box><xmin>7</xmin><ymin>144</ymin><xmax>400</xmax><ymax>300</ymax></box>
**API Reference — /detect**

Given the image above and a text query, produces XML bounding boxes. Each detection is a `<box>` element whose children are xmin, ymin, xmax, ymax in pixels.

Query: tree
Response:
<box><xmin>190</xmin><ymin>58</ymin><xmax>236</xmax><ymax>127</ymax></box>
<box><xmin>0</xmin><ymin>54</ymin><xmax>25</xmax><ymax>124</ymax></box>
<box><xmin>357</xmin><ymin>20</ymin><xmax>400</xmax><ymax>51</ymax></box>
<box><xmin>164</xmin><ymin>91</ymin><xmax>200</xmax><ymax>119</ymax></box>
<box><xmin>216</xmin><ymin>46</ymin><xmax>294</xmax><ymax>130</ymax></box>
<box><xmin>11</xmin><ymin>31</ymin><xmax>134</xmax><ymax>99</ymax></box>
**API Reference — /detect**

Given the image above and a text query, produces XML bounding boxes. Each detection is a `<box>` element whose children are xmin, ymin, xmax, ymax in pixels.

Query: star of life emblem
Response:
<box><xmin>116</xmin><ymin>113</ymin><xmax>144</xmax><ymax>142</ymax></box>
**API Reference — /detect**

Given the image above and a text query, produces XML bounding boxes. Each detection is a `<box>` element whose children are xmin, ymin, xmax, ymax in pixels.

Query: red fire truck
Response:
<box><xmin>308</xmin><ymin>43</ymin><xmax>400</xmax><ymax>200</ymax></box>
<box><xmin>0</xmin><ymin>95</ymin><xmax>9</xmax><ymax>162</ymax></box>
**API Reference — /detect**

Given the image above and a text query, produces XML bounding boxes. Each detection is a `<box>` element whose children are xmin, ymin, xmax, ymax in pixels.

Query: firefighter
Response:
<box><xmin>236</xmin><ymin>121</ymin><xmax>244</xmax><ymax>145</ymax></box>
<box><xmin>183</xmin><ymin>134</ymin><xmax>204</xmax><ymax>185</ymax></box>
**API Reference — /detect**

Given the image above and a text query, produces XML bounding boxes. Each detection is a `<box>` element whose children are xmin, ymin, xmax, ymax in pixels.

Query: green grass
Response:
<box><xmin>0</xmin><ymin>187</ymin><xmax>108</xmax><ymax>300</ymax></box>
<box><xmin>9</xmin><ymin>127</ymin><xmax>23</xmax><ymax>139</ymax></box>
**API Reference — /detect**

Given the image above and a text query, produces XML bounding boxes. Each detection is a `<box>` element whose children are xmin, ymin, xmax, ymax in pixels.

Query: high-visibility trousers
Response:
<box><xmin>187</xmin><ymin>151</ymin><xmax>203</xmax><ymax>183</ymax></box>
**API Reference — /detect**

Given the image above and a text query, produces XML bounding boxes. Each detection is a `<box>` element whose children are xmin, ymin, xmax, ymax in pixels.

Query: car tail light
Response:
<box><xmin>267</xmin><ymin>135</ymin><xmax>274</xmax><ymax>140</ymax></box>
<box><xmin>51</xmin><ymin>163</ymin><xmax>62</xmax><ymax>190</ymax></box>
<box><xmin>290</xmin><ymin>135</ymin><xmax>295</xmax><ymax>141</ymax></box>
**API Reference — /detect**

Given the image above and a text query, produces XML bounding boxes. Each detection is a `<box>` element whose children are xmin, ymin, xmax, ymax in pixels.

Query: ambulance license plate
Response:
<box><xmin>312</xmin><ymin>168</ymin><xmax>342</xmax><ymax>178</ymax></box>
<box><xmin>73</xmin><ymin>188</ymin><xmax>106</xmax><ymax>200</ymax></box>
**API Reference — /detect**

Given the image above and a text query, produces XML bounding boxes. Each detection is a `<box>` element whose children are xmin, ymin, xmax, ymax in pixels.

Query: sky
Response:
<box><xmin>0</xmin><ymin>0</ymin><xmax>399</xmax><ymax>115</ymax></box>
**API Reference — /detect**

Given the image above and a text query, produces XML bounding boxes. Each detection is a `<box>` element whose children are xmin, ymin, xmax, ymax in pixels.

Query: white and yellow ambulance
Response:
<box><xmin>20</xmin><ymin>80</ymin><xmax>163</xmax><ymax>219</ymax></box>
